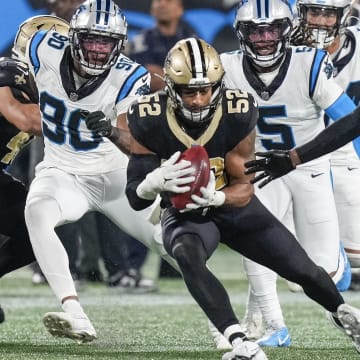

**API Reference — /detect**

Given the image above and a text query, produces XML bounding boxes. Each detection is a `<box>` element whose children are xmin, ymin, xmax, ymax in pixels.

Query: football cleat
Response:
<box><xmin>107</xmin><ymin>269</ymin><xmax>157</xmax><ymax>294</ymax></box>
<box><xmin>43</xmin><ymin>312</ymin><xmax>97</xmax><ymax>344</ymax></box>
<box><xmin>256</xmin><ymin>326</ymin><xmax>291</xmax><ymax>347</ymax></box>
<box><xmin>207</xmin><ymin>320</ymin><xmax>232</xmax><ymax>350</ymax></box>
<box><xmin>239</xmin><ymin>312</ymin><xmax>264</xmax><ymax>340</ymax></box>
<box><xmin>222</xmin><ymin>340</ymin><xmax>269</xmax><ymax>360</ymax></box>
<box><xmin>337</xmin><ymin>304</ymin><xmax>360</xmax><ymax>353</ymax></box>
<box><xmin>326</xmin><ymin>310</ymin><xmax>346</xmax><ymax>333</ymax></box>
<box><xmin>336</xmin><ymin>243</ymin><xmax>352</xmax><ymax>292</ymax></box>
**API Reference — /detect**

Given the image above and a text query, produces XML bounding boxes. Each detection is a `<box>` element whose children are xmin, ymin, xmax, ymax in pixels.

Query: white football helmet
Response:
<box><xmin>297</xmin><ymin>0</ymin><xmax>351</xmax><ymax>48</ymax></box>
<box><xmin>164</xmin><ymin>37</ymin><xmax>224</xmax><ymax>125</ymax></box>
<box><xmin>234</xmin><ymin>0</ymin><xmax>295</xmax><ymax>69</ymax></box>
<box><xmin>12</xmin><ymin>15</ymin><xmax>69</xmax><ymax>62</ymax></box>
<box><xmin>69</xmin><ymin>0</ymin><xmax>128</xmax><ymax>76</ymax></box>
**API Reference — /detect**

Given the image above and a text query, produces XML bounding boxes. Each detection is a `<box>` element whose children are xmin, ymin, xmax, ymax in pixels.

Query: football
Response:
<box><xmin>170</xmin><ymin>145</ymin><xmax>210</xmax><ymax>210</ymax></box>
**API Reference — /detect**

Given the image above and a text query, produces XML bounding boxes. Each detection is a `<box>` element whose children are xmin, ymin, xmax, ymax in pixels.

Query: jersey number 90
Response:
<box><xmin>40</xmin><ymin>92</ymin><xmax>99</xmax><ymax>151</ymax></box>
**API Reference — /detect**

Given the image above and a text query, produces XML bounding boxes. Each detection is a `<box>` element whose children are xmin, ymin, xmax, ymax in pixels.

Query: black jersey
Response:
<box><xmin>0</xmin><ymin>57</ymin><xmax>38</xmax><ymax>170</ymax></box>
<box><xmin>128</xmin><ymin>89</ymin><xmax>258</xmax><ymax>189</ymax></box>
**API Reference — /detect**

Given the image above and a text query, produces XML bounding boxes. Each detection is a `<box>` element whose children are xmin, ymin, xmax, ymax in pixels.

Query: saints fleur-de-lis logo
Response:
<box><xmin>14</xmin><ymin>73</ymin><xmax>26</xmax><ymax>85</ymax></box>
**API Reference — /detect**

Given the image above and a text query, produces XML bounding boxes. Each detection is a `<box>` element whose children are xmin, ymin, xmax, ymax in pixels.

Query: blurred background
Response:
<box><xmin>0</xmin><ymin>0</ymin><xmax>244</xmax><ymax>57</ymax></box>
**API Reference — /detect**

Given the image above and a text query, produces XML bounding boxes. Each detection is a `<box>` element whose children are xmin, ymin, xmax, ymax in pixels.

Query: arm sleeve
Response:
<box><xmin>115</xmin><ymin>66</ymin><xmax>150</xmax><ymax>113</ymax></box>
<box><xmin>126</xmin><ymin>153</ymin><xmax>160</xmax><ymax>211</ymax></box>
<box><xmin>296</xmin><ymin>106</ymin><xmax>360</xmax><ymax>163</ymax></box>
<box><xmin>324</xmin><ymin>92</ymin><xmax>356</xmax><ymax>120</ymax></box>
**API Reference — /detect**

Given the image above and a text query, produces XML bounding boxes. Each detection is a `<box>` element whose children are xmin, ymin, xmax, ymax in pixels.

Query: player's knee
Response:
<box><xmin>172</xmin><ymin>234</ymin><xmax>206</xmax><ymax>271</ymax></box>
<box><xmin>25</xmin><ymin>196</ymin><xmax>61</xmax><ymax>228</ymax></box>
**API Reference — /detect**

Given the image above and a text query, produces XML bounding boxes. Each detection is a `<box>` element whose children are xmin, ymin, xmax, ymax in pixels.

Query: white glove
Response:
<box><xmin>183</xmin><ymin>171</ymin><xmax>225</xmax><ymax>211</ymax></box>
<box><xmin>136</xmin><ymin>151</ymin><xmax>195</xmax><ymax>200</ymax></box>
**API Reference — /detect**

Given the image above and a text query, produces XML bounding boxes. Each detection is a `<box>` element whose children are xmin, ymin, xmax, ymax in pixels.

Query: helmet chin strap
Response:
<box><xmin>310</xmin><ymin>28</ymin><xmax>335</xmax><ymax>49</ymax></box>
<box><xmin>248</xmin><ymin>51</ymin><xmax>287</xmax><ymax>74</ymax></box>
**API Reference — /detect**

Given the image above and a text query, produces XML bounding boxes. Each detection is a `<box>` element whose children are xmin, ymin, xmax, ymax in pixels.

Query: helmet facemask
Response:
<box><xmin>169</xmin><ymin>82</ymin><xmax>223</xmax><ymax>126</ymax></box>
<box><xmin>164</xmin><ymin>37</ymin><xmax>224</xmax><ymax>127</ymax></box>
<box><xmin>297</xmin><ymin>2</ymin><xmax>351</xmax><ymax>49</ymax></box>
<box><xmin>71</xmin><ymin>31</ymin><xmax>124</xmax><ymax>76</ymax></box>
<box><xmin>69</xmin><ymin>0</ymin><xmax>128</xmax><ymax>76</ymax></box>
<box><xmin>236</xmin><ymin>18</ymin><xmax>293</xmax><ymax>69</ymax></box>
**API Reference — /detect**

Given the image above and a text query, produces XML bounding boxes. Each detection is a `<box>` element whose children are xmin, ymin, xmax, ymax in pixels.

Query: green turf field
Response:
<box><xmin>0</xmin><ymin>244</ymin><xmax>359</xmax><ymax>360</ymax></box>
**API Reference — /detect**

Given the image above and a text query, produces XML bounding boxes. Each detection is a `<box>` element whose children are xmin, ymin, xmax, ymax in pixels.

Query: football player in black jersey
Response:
<box><xmin>121</xmin><ymin>38</ymin><xmax>360</xmax><ymax>359</ymax></box>
<box><xmin>0</xmin><ymin>15</ymin><xmax>70</xmax><ymax>323</ymax></box>
<box><xmin>0</xmin><ymin>57</ymin><xmax>41</xmax><ymax>323</ymax></box>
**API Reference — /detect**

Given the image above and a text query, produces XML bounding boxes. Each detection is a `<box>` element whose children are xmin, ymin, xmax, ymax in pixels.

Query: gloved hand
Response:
<box><xmin>182</xmin><ymin>171</ymin><xmax>225</xmax><ymax>211</ymax></box>
<box><xmin>244</xmin><ymin>150</ymin><xmax>295</xmax><ymax>188</ymax></box>
<box><xmin>136</xmin><ymin>151</ymin><xmax>195</xmax><ymax>200</ymax></box>
<box><xmin>83</xmin><ymin>110</ymin><xmax>113</xmax><ymax>137</ymax></box>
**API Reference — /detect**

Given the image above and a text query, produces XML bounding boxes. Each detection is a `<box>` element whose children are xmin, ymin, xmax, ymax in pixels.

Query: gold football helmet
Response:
<box><xmin>12</xmin><ymin>15</ymin><xmax>70</xmax><ymax>62</ymax></box>
<box><xmin>164</xmin><ymin>37</ymin><xmax>224</xmax><ymax>125</ymax></box>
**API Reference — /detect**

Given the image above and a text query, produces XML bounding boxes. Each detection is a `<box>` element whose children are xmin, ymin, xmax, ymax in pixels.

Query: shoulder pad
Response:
<box><xmin>128</xmin><ymin>92</ymin><xmax>168</xmax><ymax>149</ymax></box>
<box><xmin>222</xmin><ymin>89</ymin><xmax>258</xmax><ymax>137</ymax></box>
<box><xmin>0</xmin><ymin>57</ymin><xmax>39</xmax><ymax>103</ymax></box>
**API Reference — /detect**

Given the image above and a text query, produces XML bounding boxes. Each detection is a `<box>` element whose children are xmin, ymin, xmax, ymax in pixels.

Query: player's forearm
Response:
<box><xmin>7</xmin><ymin>103</ymin><xmax>42</xmax><ymax>135</ymax></box>
<box><xmin>294</xmin><ymin>106</ymin><xmax>360</xmax><ymax>164</ymax></box>
<box><xmin>126</xmin><ymin>153</ymin><xmax>159</xmax><ymax>211</ymax></box>
<box><xmin>223</xmin><ymin>182</ymin><xmax>254</xmax><ymax>207</ymax></box>
<box><xmin>107</xmin><ymin>126</ymin><xmax>131</xmax><ymax>155</ymax></box>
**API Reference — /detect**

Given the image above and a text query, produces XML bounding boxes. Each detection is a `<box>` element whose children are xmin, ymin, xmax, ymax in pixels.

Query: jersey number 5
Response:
<box><xmin>257</xmin><ymin>106</ymin><xmax>295</xmax><ymax>150</ymax></box>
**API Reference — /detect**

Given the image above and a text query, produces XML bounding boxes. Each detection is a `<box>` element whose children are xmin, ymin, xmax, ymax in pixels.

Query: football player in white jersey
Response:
<box><xmin>23</xmin><ymin>0</ymin><xmax>178</xmax><ymax>343</ymax></box>
<box><xmin>210</xmin><ymin>0</ymin><xmax>356</xmax><ymax>348</ymax></box>
<box><xmin>294</xmin><ymin>0</ymin><xmax>360</xmax><ymax>289</ymax></box>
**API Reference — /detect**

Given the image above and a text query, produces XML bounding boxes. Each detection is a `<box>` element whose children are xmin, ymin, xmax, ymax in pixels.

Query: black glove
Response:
<box><xmin>83</xmin><ymin>110</ymin><xmax>112</xmax><ymax>137</ymax></box>
<box><xmin>244</xmin><ymin>150</ymin><xmax>295</xmax><ymax>188</ymax></box>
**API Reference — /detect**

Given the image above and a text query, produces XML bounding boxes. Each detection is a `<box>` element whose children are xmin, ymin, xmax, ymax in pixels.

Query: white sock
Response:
<box><xmin>25</xmin><ymin>197</ymin><xmax>78</xmax><ymax>301</ymax></box>
<box><xmin>244</xmin><ymin>258</ymin><xmax>285</xmax><ymax>330</ymax></box>
<box><xmin>62</xmin><ymin>299</ymin><xmax>86</xmax><ymax>318</ymax></box>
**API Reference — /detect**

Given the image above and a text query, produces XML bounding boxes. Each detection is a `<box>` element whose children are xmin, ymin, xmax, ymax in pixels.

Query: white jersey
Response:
<box><xmin>221</xmin><ymin>46</ymin><xmax>343</xmax><ymax>165</ymax></box>
<box><xmin>329</xmin><ymin>26</ymin><xmax>360</xmax><ymax>166</ymax></box>
<box><xmin>27</xmin><ymin>29</ymin><xmax>150</xmax><ymax>175</ymax></box>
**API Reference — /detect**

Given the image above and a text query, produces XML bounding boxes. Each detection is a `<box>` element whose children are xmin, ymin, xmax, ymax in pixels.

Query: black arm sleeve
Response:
<box><xmin>296</xmin><ymin>106</ymin><xmax>360</xmax><ymax>164</ymax></box>
<box><xmin>126</xmin><ymin>153</ymin><xmax>161</xmax><ymax>211</ymax></box>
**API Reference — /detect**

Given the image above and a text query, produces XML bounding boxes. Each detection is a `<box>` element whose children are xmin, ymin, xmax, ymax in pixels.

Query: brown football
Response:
<box><xmin>170</xmin><ymin>145</ymin><xmax>210</xmax><ymax>210</ymax></box>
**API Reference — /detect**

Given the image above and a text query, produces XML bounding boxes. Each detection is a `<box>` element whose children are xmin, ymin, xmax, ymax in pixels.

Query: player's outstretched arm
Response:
<box><xmin>244</xmin><ymin>150</ymin><xmax>299</xmax><ymax>188</ymax></box>
<box><xmin>245</xmin><ymin>105</ymin><xmax>360</xmax><ymax>187</ymax></box>
<box><xmin>0</xmin><ymin>87</ymin><xmax>41</xmax><ymax>135</ymax></box>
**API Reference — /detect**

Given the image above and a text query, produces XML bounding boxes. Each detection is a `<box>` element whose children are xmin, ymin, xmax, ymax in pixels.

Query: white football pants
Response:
<box><xmin>25</xmin><ymin>163</ymin><xmax>178</xmax><ymax>301</ymax></box>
